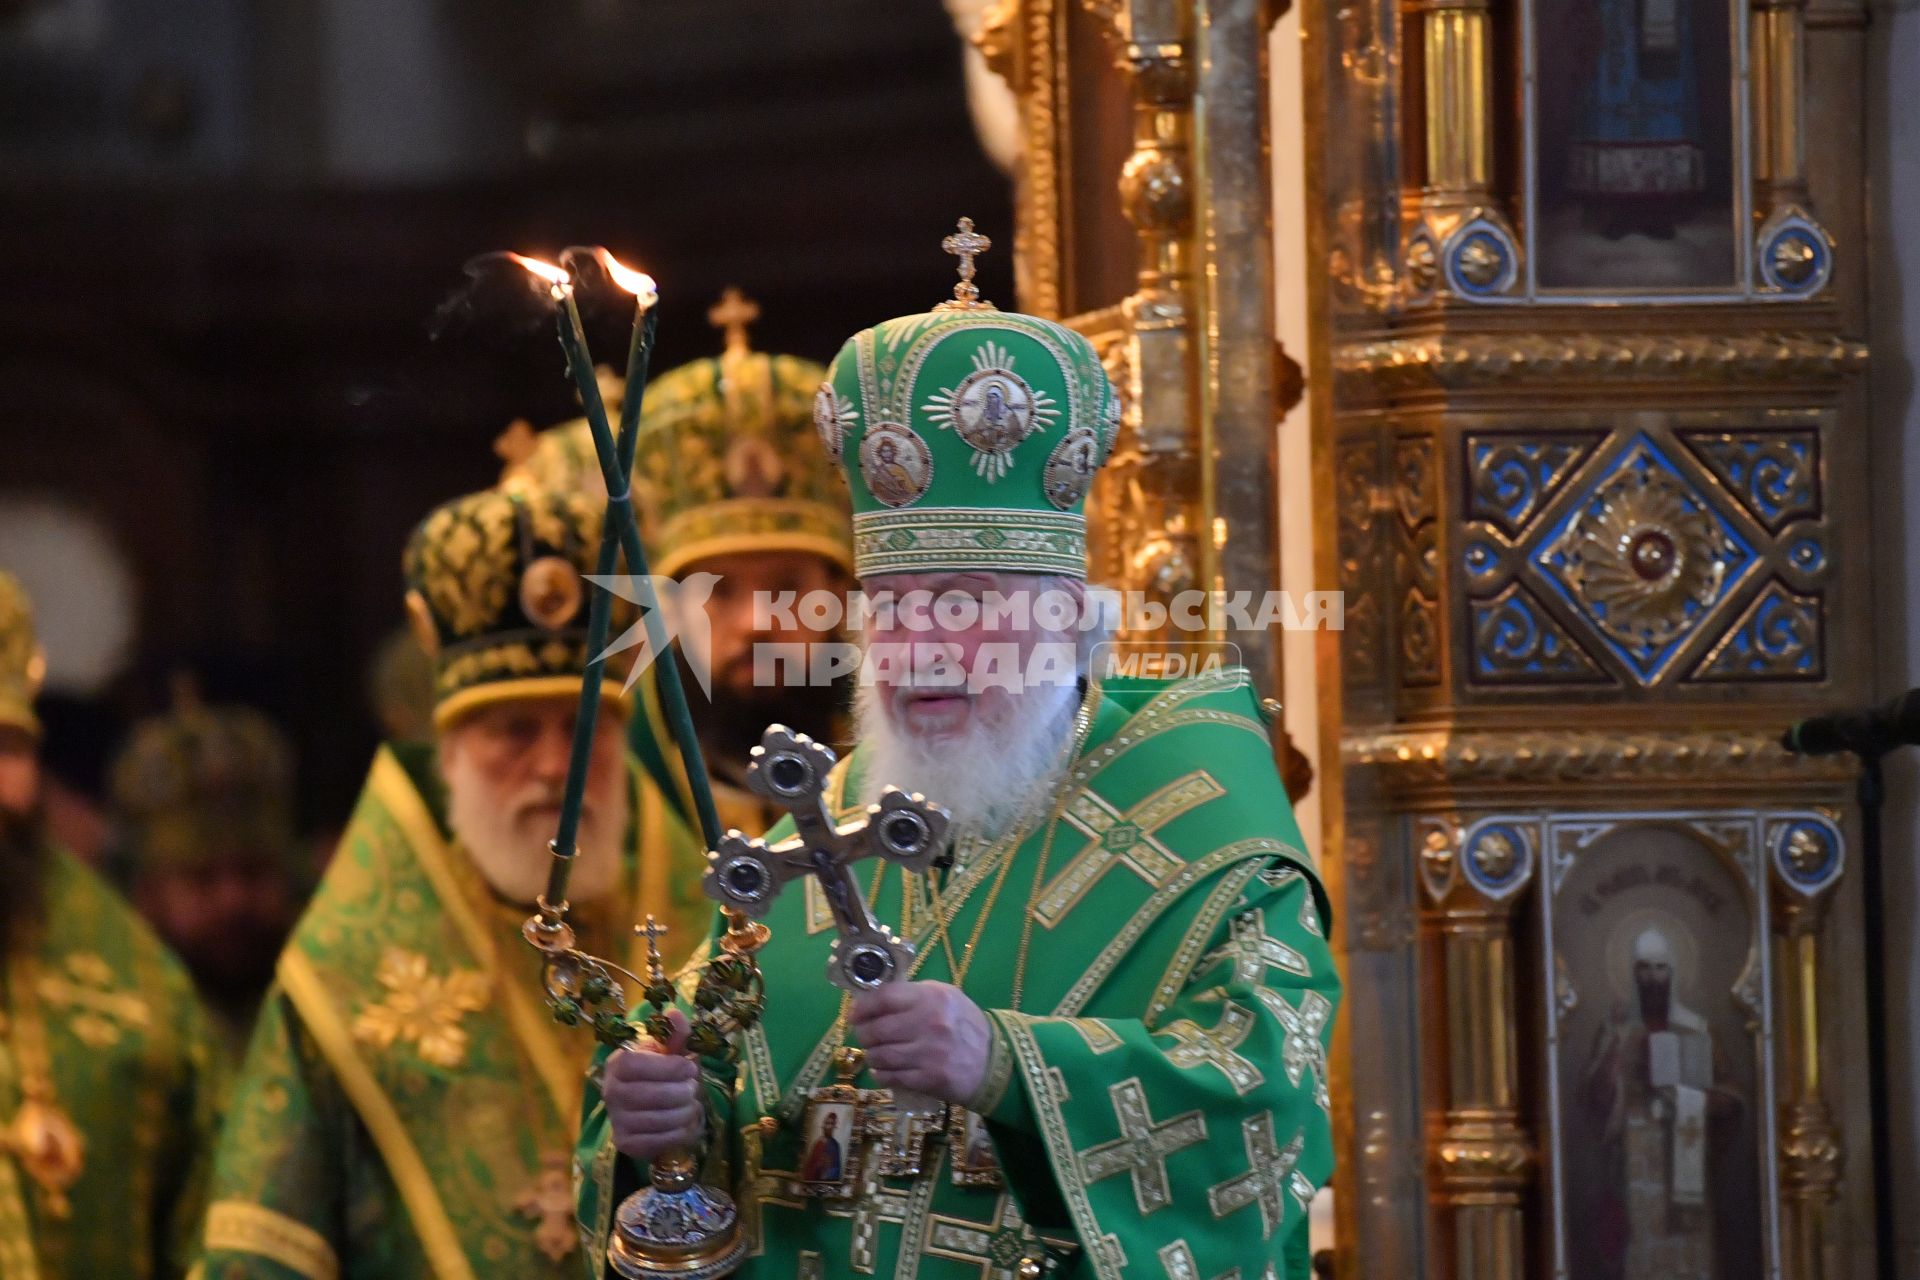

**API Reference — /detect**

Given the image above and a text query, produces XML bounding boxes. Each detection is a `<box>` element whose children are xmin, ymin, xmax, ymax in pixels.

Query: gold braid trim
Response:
<box><xmin>204</xmin><ymin>1201</ymin><xmax>341</xmax><ymax>1280</ymax></box>
<box><xmin>964</xmin><ymin>1018</ymin><xmax>1015</xmax><ymax>1116</ymax></box>
<box><xmin>277</xmin><ymin>950</ymin><xmax>478</xmax><ymax>1280</ymax></box>
<box><xmin>365</xmin><ymin>750</ymin><xmax>579</xmax><ymax>1124</ymax></box>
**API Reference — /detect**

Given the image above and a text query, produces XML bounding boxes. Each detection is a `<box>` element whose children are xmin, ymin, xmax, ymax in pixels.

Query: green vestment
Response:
<box><xmin>199</xmin><ymin>744</ymin><xmax>703</xmax><ymax>1280</ymax></box>
<box><xmin>578</xmin><ymin>669</ymin><xmax>1339</xmax><ymax>1280</ymax></box>
<box><xmin>0</xmin><ymin>848</ymin><xmax>222</xmax><ymax>1280</ymax></box>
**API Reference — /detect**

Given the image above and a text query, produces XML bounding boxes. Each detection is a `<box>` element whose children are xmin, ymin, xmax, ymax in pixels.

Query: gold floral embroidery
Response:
<box><xmin>351</xmin><ymin>949</ymin><xmax>490</xmax><ymax>1068</ymax></box>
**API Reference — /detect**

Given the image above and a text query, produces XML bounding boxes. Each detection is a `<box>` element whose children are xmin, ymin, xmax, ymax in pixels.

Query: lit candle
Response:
<box><xmin>507</xmin><ymin>252</ymin><xmax>723</xmax><ymax>869</ymax></box>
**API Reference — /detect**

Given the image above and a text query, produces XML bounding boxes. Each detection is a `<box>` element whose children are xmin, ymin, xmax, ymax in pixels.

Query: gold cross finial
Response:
<box><xmin>935</xmin><ymin>217</ymin><xmax>995</xmax><ymax>311</ymax></box>
<box><xmin>642</xmin><ymin>915</ymin><xmax>666</xmax><ymax>983</ymax></box>
<box><xmin>494</xmin><ymin>418</ymin><xmax>538</xmax><ymax>468</ymax></box>
<box><xmin>708</xmin><ymin>288</ymin><xmax>760</xmax><ymax>356</ymax></box>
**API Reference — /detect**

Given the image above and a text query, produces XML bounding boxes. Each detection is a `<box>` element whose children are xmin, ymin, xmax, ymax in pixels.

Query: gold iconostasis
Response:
<box><xmin>959</xmin><ymin>0</ymin><xmax>1885</xmax><ymax>1275</ymax></box>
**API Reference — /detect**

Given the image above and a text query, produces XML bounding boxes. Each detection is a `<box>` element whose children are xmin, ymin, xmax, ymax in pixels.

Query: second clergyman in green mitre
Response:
<box><xmin>581</xmin><ymin>229</ymin><xmax>1340</xmax><ymax>1279</ymax></box>
<box><xmin>199</xmin><ymin>486</ymin><xmax>704</xmax><ymax>1280</ymax></box>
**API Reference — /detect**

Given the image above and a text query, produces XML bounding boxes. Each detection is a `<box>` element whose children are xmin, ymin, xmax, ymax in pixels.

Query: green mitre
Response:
<box><xmin>633</xmin><ymin>331</ymin><xmax>852</xmax><ymax>579</ymax></box>
<box><xmin>815</xmin><ymin>220</ymin><xmax>1121</xmax><ymax>580</ymax></box>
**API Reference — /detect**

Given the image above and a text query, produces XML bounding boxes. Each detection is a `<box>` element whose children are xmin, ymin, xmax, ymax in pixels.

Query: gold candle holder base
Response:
<box><xmin>607</xmin><ymin>1150</ymin><xmax>749</xmax><ymax>1279</ymax></box>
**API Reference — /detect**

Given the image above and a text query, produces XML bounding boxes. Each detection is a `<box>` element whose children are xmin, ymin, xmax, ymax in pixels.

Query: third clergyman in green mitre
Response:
<box><xmin>580</xmin><ymin>226</ymin><xmax>1340</xmax><ymax>1280</ymax></box>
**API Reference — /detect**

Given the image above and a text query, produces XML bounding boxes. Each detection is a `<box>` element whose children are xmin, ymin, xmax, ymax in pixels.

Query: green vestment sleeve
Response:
<box><xmin>199</xmin><ymin>986</ymin><xmax>387</xmax><ymax>1280</ymax></box>
<box><xmin>979</xmin><ymin>865</ymin><xmax>1335</xmax><ymax>1279</ymax></box>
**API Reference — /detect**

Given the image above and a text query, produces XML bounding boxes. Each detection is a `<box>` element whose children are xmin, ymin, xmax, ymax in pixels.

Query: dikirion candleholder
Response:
<box><xmin>486</xmin><ymin>247</ymin><xmax>751</xmax><ymax>1277</ymax></box>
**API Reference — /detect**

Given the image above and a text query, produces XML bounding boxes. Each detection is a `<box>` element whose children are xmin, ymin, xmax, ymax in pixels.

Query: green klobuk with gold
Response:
<box><xmin>577</xmin><ymin>669</ymin><xmax>1340</xmax><ymax>1279</ymax></box>
<box><xmin>403</xmin><ymin>487</ymin><xmax>632</xmax><ymax>732</ymax></box>
<box><xmin>816</xmin><ymin>295</ymin><xmax>1120</xmax><ymax>580</ymax></box>
<box><xmin>110</xmin><ymin>700</ymin><xmax>297</xmax><ymax>874</ymax></box>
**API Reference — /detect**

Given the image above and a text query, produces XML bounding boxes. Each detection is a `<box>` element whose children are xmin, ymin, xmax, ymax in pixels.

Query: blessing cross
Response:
<box><xmin>1075</xmin><ymin>1079</ymin><xmax>1208</xmax><ymax>1215</ymax></box>
<box><xmin>703</xmin><ymin>725</ymin><xmax>951</xmax><ymax>991</ymax></box>
<box><xmin>708</xmin><ymin>287</ymin><xmax>761</xmax><ymax>355</ymax></box>
<box><xmin>936</xmin><ymin>217</ymin><xmax>994</xmax><ymax>311</ymax></box>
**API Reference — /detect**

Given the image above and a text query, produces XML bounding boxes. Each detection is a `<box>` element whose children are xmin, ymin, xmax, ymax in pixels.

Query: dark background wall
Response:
<box><xmin>0</xmin><ymin>0</ymin><xmax>1014</xmax><ymax>828</ymax></box>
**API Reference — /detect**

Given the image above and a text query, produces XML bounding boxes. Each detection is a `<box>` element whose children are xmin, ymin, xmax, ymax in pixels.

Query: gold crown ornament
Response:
<box><xmin>403</xmin><ymin>487</ymin><xmax>635</xmax><ymax>731</ymax></box>
<box><xmin>0</xmin><ymin>571</ymin><xmax>47</xmax><ymax>738</ymax></box>
<box><xmin>502</xmin><ymin>290</ymin><xmax>852</xmax><ymax>580</ymax></box>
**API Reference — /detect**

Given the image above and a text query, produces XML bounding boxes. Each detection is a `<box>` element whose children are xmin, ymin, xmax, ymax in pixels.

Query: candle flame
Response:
<box><xmin>508</xmin><ymin>253</ymin><xmax>572</xmax><ymax>295</ymax></box>
<box><xmin>595</xmin><ymin>249</ymin><xmax>659</xmax><ymax>310</ymax></box>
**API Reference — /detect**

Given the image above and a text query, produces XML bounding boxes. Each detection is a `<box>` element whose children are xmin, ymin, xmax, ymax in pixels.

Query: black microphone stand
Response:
<box><xmin>1856</xmin><ymin>749</ymin><xmax>1893</xmax><ymax>1280</ymax></box>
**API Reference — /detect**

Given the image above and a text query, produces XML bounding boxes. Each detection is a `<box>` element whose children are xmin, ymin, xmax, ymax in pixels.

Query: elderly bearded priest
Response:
<box><xmin>579</xmin><ymin>271</ymin><xmax>1340</xmax><ymax>1278</ymax></box>
<box><xmin>201</xmin><ymin>488</ymin><xmax>699</xmax><ymax>1280</ymax></box>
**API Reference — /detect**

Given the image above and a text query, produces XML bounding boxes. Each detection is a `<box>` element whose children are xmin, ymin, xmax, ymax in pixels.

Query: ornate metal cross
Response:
<box><xmin>936</xmin><ymin>217</ymin><xmax>993</xmax><ymax>311</ymax></box>
<box><xmin>702</xmin><ymin>725</ymin><xmax>950</xmax><ymax>991</ymax></box>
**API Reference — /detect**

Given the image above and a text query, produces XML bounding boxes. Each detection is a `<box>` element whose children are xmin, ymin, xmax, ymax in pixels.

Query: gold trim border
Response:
<box><xmin>278</xmin><ymin>949</ymin><xmax>479</xmax><ymax>1280</ymax></box>
<box><xmin>204</xmin><ymin>1200</ymin><xmax>342</xmax><ymax>1280</ymax></box>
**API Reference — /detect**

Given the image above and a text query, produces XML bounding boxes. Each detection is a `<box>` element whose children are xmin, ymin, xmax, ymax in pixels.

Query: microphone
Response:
<box><xmin>1782</xmin><ymin>688</ymin><xmax>1920</xmax><ymax>757</ymax></box>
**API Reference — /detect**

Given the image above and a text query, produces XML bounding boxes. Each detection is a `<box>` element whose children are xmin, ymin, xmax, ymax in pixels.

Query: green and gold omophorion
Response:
<box><xmin>578</xmin><ymin>668</ymin><xmax>1339</xmax><ymax>1280</ymax></box>
<box><xmin>198</xmin><ymin>488</ymin><xmax>707</xmax><ymax>1280</ymax></box>
<box><xmin>198</xmin><ymin>745</ymin><xmax>698</xmax><ymax>1280</ymax></box>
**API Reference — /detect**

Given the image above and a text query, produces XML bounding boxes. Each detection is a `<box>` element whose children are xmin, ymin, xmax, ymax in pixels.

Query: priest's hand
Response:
<box><xmin>849</xmin><ymin>981</ymin><xmax>991</xmax><ymax>1104</ymax></box>
<box><xmin>604</xmin><ymin>1008</ymin><xmax>705</xmax><ymax>1161</ymax></box>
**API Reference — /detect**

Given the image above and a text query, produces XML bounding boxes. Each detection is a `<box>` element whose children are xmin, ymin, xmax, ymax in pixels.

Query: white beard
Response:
<box><xmin>442</xmin><ymin>752</ymin><xmax>628</xmax><ymax>905</ymax></box>
<box><xmin>852</xmin><ymin>677</ymin><xmax>1081</xmax><ymax>849</ymax></box>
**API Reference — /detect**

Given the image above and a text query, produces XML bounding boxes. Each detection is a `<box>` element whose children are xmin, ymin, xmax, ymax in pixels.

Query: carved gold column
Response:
<box><xmin>1752</xmin><ymin>0</ymin><xmax>1835</xmax><ymax>294</ymax></box>
<box><xmin>1418</xmin><ymin>815</ymin><xmax>1531</xmax><ymax>1280</ymax></box>
<box><xmin>1403</xmin><ymin>0</ymin><xmax>1520</xmax><ymax>300</ymax></box>
<box><xmin>981</xmin><ymin>0</ymin><xmax>1292</xmax><ymax>692</ymax></box>
<box><xmin>1114</xmin><ymin>0</ymin><xmax>1206</xmax><ymax>638</ymax></box>
<box><xmin>1771</xmin><ymin>817</ymin><xmax>1846</xmax><ymax>1278</ymax></box>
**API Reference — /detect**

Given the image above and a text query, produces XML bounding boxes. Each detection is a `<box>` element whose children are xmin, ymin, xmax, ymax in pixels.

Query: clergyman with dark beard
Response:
<box><xmin>0</xmin><ymin>569</ymin><xmax>222</xmax><ymax>1279</ymax></box>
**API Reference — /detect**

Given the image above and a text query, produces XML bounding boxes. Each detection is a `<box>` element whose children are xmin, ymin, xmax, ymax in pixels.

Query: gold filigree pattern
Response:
<box><xmin>1345</xmin><ymin>728</ymin><xmax>1856</xmax><ymax>789</ymax></box>
<box><xmin>351</xmin><ymin>948</ymin><xmax>490</xmax><ymax>1069</ymax></box>
<box><xmin>1550</xmin><ymin>461</ymin><xmax>1734</xmax><ymax>660</ymax></box>
<box><xmin>1334</xmin><ymin>331</ymin><xmax>1869</xmax><ymax>397</ymax></box>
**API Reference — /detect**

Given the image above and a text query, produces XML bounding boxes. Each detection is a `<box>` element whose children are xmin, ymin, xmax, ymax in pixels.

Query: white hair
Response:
<box><xmin>1632</xmin><ymin>926</ymin><xmax>1675</xmax><ymax>967</ymax></box>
